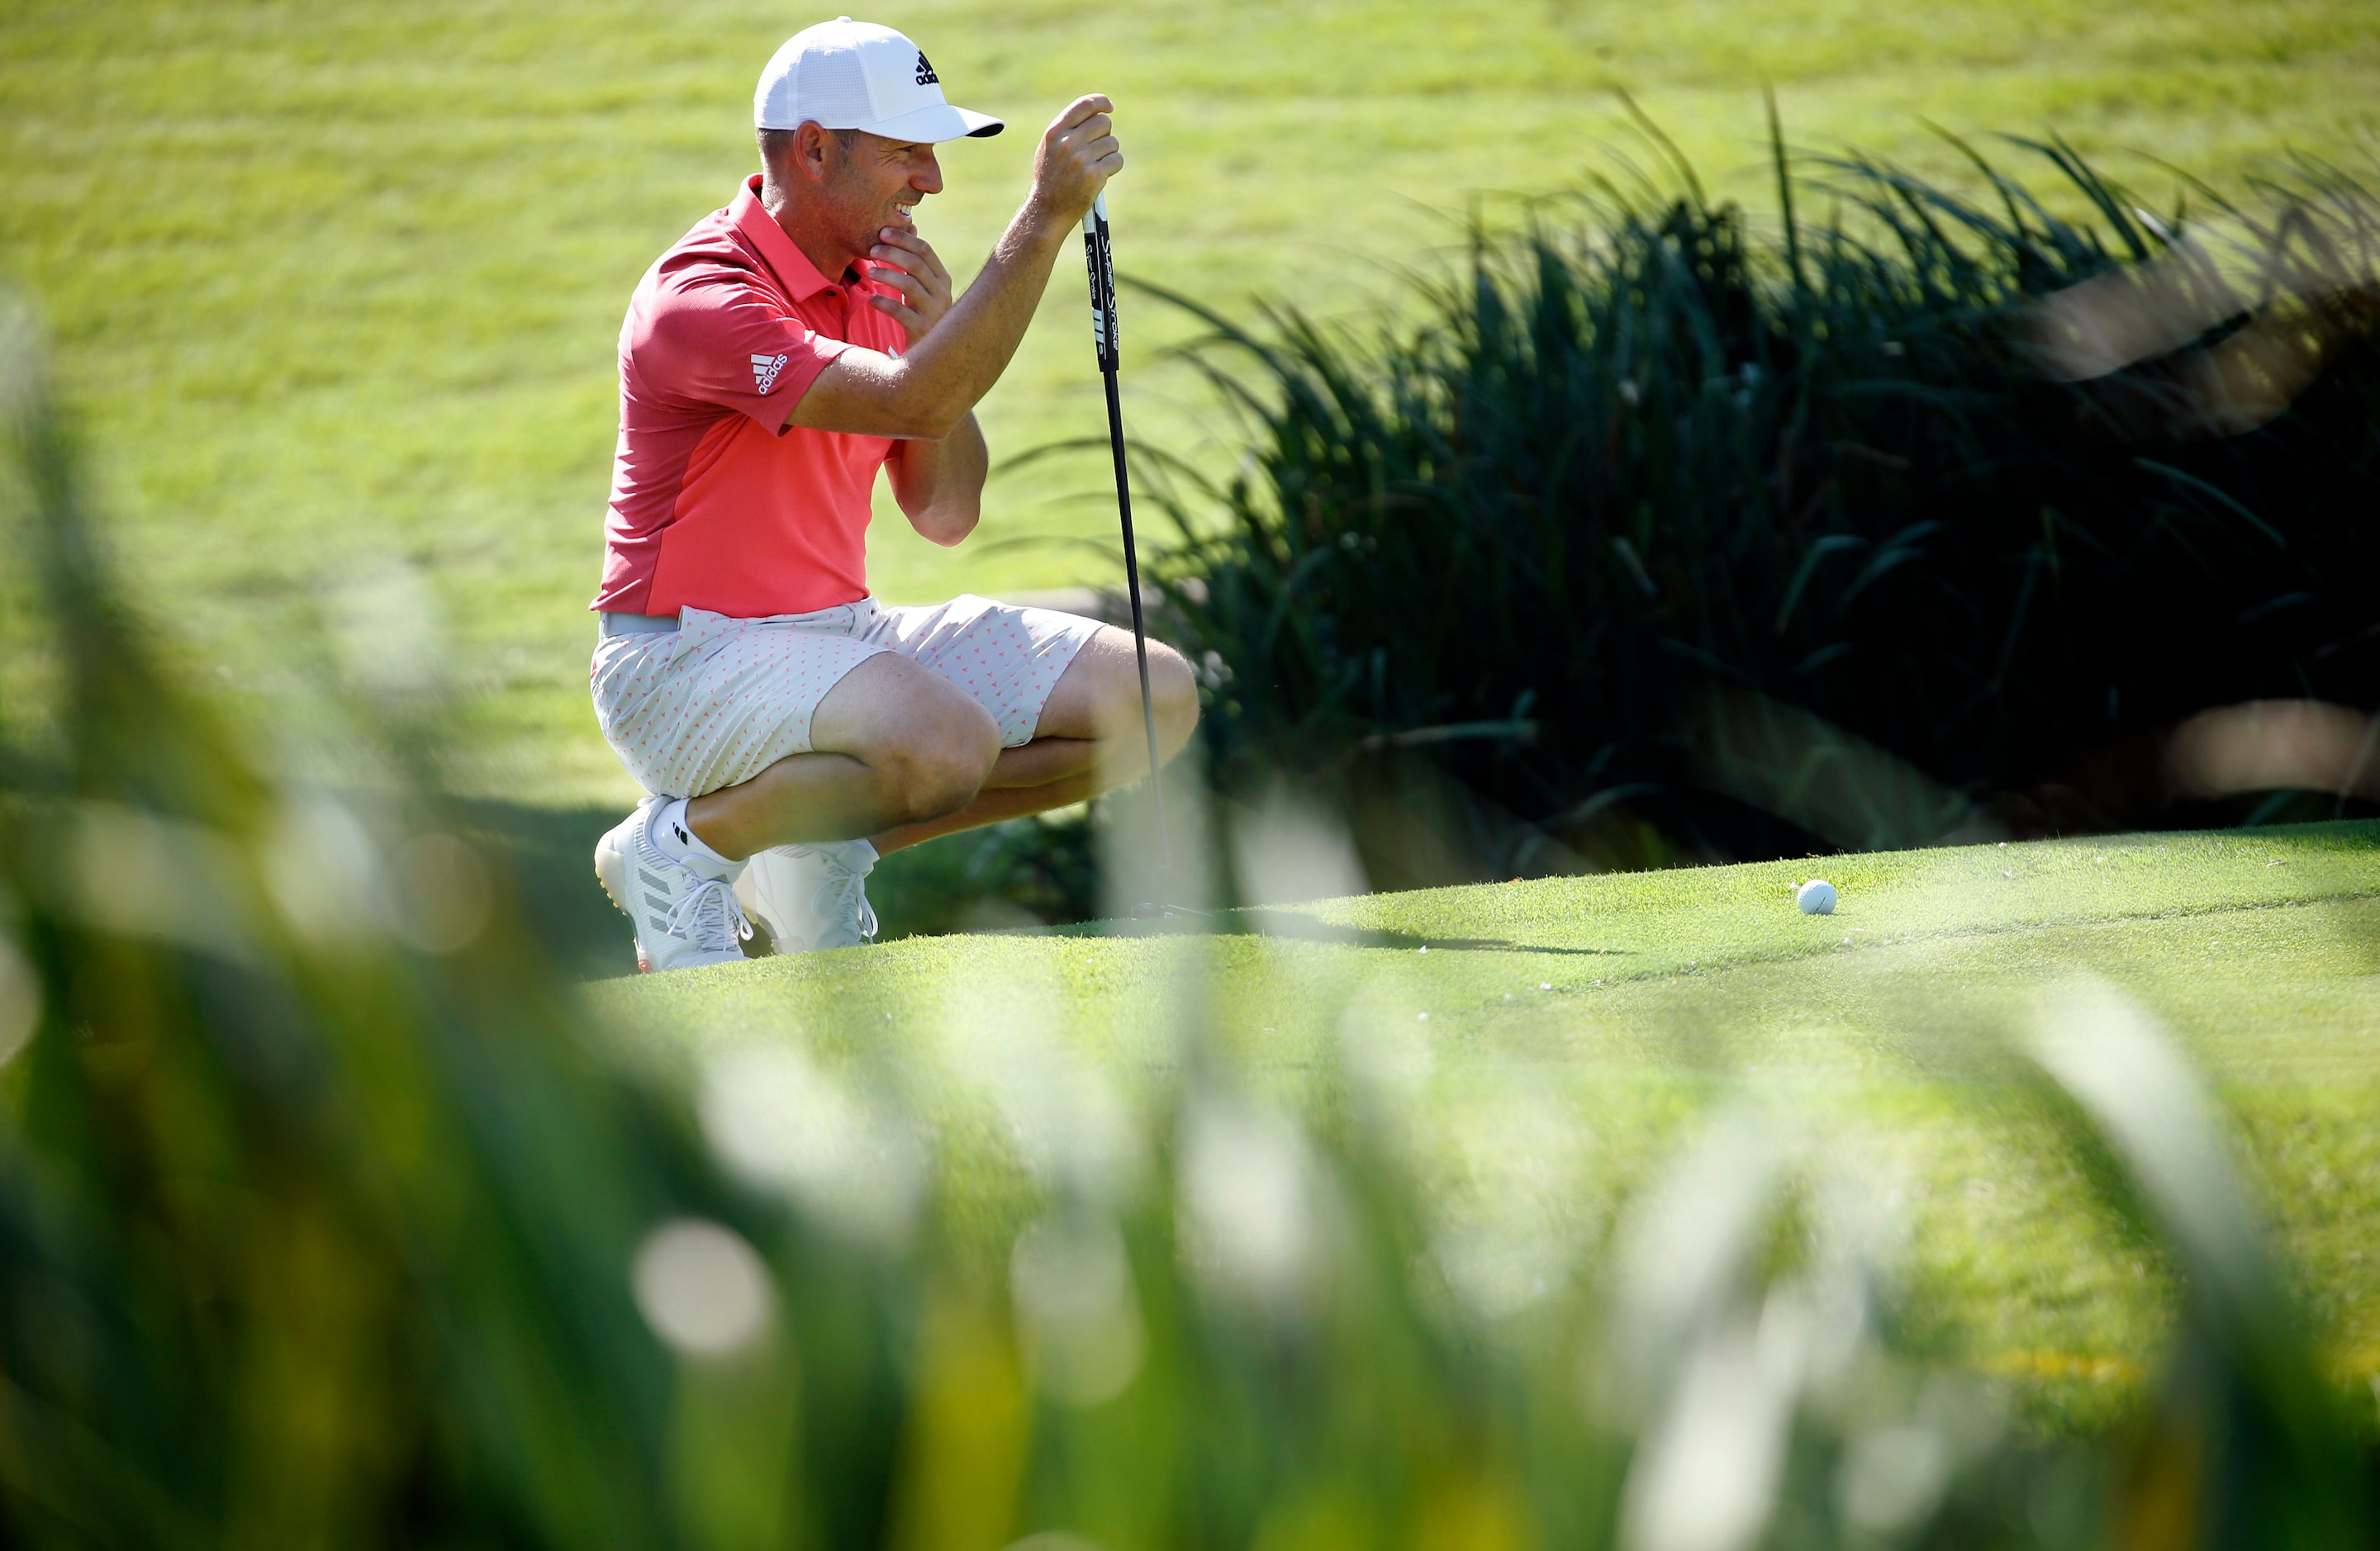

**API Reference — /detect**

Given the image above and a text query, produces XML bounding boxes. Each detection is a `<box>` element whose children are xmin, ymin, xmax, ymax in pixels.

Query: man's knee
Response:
<box><xmin>870</xmin><ymin>697</ymin><xmax>1001</xmax><ymax>823</ymax></box>
<box><xmin>1147</xmin><ymin>642</ymin><xmax>1200</xmax><ymax>757</ymax></box>
<box><xmin>815</xmin><ymin>654</ymin><xmax>1002</xmax><ymax>823</ymax></box>
<box><xmin>1050</xmin><ymin>627</ymin><xmax>1200</xmax><ymax>754</ymax></box>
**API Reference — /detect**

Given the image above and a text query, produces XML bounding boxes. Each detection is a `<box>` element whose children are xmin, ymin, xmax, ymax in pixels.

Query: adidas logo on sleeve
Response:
<box><xmin>751</xmin><ymin>353</ymin><xmax>789</xmax><ymax>393</ymax></box>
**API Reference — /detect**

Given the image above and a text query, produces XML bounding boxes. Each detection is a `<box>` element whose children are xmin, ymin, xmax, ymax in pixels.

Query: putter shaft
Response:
<box><xmin>1082</xmin><ymin>193</ymin><xmax>1172</xmax><ymax>878</ymax></box>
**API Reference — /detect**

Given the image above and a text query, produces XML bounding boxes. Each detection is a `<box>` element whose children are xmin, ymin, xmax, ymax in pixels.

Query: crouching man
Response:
<box><xmin>589</xmin><ymin>18</ymin><xmax>1197</xmax><ymax>970</ymax></box>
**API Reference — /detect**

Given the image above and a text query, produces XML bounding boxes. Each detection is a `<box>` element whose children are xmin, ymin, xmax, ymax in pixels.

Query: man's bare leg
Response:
<box><xmin>870</xmin><ymin>624</ymin><xmax>1199</xmax><ymax>856</ymax></box>
<box><xmin>681</xmin><ymin>625</ymin><xmax>1197</xmax><ymax>861</ymax></box>
<box><xmin>681</xmin><ymin>652</ymin><xmax>1004</xmax><ymax>861</ymax></box>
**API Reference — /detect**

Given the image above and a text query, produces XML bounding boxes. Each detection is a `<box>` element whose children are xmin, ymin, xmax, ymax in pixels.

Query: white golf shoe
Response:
<box><xmin>737</xmin><ymin>840</ymin><xmax>880</xmax><ymax>953</ymax></box>
<box><xmin>593</xmin><ymin>798</ymin><xmax>753</xmax><ymax>973</ymax></box>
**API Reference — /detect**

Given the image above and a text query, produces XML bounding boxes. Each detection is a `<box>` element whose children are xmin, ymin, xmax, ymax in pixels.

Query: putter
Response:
<box><xmin>1081</xmin><ymin>192</ymin><xmax>1189</xmax><ymax>918</ymax></box>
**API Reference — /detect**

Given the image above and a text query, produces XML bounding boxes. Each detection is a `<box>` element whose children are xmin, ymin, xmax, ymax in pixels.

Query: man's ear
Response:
<box><xmin>792</xmin><ymin>121</ymin><xmax>838</xmax><ymax>186</ymax></box>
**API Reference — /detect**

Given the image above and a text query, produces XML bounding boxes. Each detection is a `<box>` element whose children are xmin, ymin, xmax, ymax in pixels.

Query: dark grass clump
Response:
<box><xmin>1145</xmin><ymin>127</ymin><xmax>2380</xmax><ymax>880</ymax></box>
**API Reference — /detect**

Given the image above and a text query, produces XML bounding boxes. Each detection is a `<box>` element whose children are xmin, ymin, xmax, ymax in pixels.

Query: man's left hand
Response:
<box><xmin>866</xmin><ymin>226</ymin><xmax>954</xmax><ymax>351</ymax></box>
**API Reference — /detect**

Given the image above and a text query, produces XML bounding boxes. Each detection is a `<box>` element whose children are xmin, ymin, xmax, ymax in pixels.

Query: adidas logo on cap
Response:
<box><xmin>752</xmin><ymin>353</ymin><xmax>789</xmax><ymax>393</ymax></box>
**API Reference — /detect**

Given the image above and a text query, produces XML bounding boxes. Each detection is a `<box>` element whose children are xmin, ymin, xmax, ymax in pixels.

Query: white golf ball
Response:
<box><xmin>1796</xmin><ymin>880</ymin><xmax>1837</xmax><ymax>915</ymax></box>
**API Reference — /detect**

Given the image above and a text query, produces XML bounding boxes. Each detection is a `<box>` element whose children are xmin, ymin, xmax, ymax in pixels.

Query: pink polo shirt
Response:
<box><xmin>591</xmin><ymin>174</ymin><xmax>907</xmax><ymax>619</ymax></box>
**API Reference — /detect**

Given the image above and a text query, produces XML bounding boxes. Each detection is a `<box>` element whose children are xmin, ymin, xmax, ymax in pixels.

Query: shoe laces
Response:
<box><xmin>813</xmin><ymin>851</ymin><xmax>879</xmax><ymax>942</ymax></box>
<box><xmin>663</xmin><ymin>875</ymin><xmax>753</xmax><ymax>955</ymax></box>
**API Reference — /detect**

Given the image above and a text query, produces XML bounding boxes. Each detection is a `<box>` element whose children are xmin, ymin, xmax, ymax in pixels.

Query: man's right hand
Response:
<box><xmin>1028</xmin><ymin>95</ymin><xmax>1122</xmax><ymax>231</ymax></box>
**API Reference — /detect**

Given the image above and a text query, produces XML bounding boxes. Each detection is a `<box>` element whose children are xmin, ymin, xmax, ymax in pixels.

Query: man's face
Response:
<box><xmin>819</xmin><ymin>130</ymin><xmax>943</xmax><ymax>265</ymax></box>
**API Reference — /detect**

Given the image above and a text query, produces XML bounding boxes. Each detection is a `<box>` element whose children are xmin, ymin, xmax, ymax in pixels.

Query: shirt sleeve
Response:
<box><xmin>634</xmin><ymin>263</ymin><xmax>852</xmax><ymax>432</ymax></box>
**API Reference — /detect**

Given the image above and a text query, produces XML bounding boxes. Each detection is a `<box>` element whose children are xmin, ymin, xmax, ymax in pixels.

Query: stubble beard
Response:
<box><xmin>823</xmin><ymin>163</ymin><xmax>918</xmax><ymax>280</ymax></box>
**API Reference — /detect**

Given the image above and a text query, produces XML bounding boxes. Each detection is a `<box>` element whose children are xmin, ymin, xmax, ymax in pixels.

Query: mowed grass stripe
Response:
<box><xmin>1299</xmin><ymin>820</ymin><xmax>2380</xmax><ymax>983</ymax></box>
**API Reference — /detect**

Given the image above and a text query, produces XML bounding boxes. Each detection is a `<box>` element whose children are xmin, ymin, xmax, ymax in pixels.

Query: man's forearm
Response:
<box><xmin>786</xmin><ymin>206</ymin><xmax>1069</xmax><ymax>439</ymax></box>
<box><xmin>893</xmin><ymin>413</ymin><xmax>989</xmax><ymax>545</ymax></box>
<box><xmin>890</xmin><ymin>206</ymin><xmax>1071</xmax><ymax>431</ymax></box>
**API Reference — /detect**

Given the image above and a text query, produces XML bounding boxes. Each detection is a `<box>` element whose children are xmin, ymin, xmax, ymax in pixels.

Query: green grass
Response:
<box><xmin>597</xmin><ymin>818</ymin><xmax>2380</xmax><ymax>1432</ymax></box>
<box><xmin>5</xmin><ymin>0</ymin><xmax>2378</xmax><ymax>804</ymax></box>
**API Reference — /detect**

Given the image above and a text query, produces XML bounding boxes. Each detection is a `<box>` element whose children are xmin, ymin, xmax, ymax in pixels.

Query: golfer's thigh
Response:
<box><xmin>811</xmin><ymin>652</ymin><xmax>1000</xmax><ymax>773</ymax></box>
<box><xmin>1036</xmin><ymin>624</ymin><xmax>1195</xmax><ymax>742</ymax></box>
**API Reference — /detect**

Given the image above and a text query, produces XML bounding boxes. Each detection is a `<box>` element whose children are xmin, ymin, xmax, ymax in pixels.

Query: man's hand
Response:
<box><xmin>865</xmin><ymin>225</ymin><xmax>954</xmax><ymax>351</ymax></box>
<box><xmin>1025</xmin><ymin>95</ymin><xmax>1123</xmax><ymax>232</ymax></box>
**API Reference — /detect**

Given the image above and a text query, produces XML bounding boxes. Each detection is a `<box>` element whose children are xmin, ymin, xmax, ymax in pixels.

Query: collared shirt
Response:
<box><xmin>591</xmin><ymin>173</ymin><xmax>907</xmax><ymax>619</ymax></box>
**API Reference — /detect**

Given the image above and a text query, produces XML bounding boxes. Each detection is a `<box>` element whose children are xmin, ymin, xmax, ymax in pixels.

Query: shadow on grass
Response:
<box><xmin>1054</xmin><ymin>905</ymin><xmax>1632</xmax><ymax>956</ymax></box>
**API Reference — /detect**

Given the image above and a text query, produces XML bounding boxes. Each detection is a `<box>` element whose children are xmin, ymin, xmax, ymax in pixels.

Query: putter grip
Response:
<box><xmin>1081</xmin><ymin>192</ymin><xmax>1119</xmax><ymax>372</ymax></box>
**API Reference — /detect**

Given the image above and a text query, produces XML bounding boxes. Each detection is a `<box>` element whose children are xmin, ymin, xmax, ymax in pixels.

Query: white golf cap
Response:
<box><xmin>754</xmin><ymin>17</ymin><xmax>1003</xmax><ymax>142</ymax></box>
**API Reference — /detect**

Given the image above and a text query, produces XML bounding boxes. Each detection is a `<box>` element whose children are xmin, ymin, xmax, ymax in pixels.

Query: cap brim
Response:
<box><xmin>861</xmin><ymin>102</ymin><xmax>1005</xmax><ymax>142</ymax></box>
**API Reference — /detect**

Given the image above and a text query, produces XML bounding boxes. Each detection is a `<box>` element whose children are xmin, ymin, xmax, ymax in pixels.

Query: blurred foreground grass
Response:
<box><xmin>2</xmin><ymin>0</ymin><xmax>2376</xmax><ymax>803</ymax></box>
<box><xmin>5</xmin><ymin>363</ymin><xmax>2375</xmax><ymax>1549</ymax></box>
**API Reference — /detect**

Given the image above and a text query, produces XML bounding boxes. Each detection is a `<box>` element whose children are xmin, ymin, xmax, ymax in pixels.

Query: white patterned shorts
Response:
<box><xmin>591</xmin><ymin>595</ymin><xmax>1104</xmax><ymax>799</ymax></box>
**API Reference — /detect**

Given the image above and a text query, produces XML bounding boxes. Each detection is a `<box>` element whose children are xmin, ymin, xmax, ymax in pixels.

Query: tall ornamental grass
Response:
<box><xmin>1145</xmin><ymin>132</ymin><xmax>2380</xmax><ymax>881</ymax></box>
<box><xmin>1</xmin><ymin>334</ymin><xmax>2373</xmax><ymax>1546</ymax></box>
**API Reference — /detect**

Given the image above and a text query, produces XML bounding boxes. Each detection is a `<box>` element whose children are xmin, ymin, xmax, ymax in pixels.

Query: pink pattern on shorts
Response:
<box><xmin>591</xmin><ymin>595</ymin><xmax>1101</xmax><ymax>799</ymax></box>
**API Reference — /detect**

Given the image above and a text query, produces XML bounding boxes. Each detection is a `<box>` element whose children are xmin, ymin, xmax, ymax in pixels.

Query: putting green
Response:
<box><xmin>600</xmin><ymin>818</ymin><xmax>2380</xmax><ymax>1433</ymax></box>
